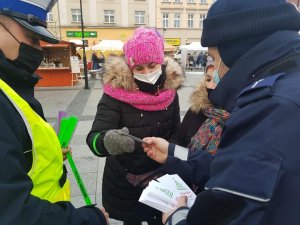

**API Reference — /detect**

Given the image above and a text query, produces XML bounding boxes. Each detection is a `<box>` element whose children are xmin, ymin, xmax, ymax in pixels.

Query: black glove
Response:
<box><xmin>104</xmin><ymin>127</ymin><xmax>135</xmax><ymax>155</ymax></box>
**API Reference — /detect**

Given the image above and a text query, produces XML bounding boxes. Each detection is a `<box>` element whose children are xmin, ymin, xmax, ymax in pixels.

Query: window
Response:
<box><xmin>46</xmin><ymin>12</ymin><xmax>54</xmax><ymax>22</ymax></box>
<box><xmin>135</xmin><ymin>11</ymin><xmax>145</xmax><ymax>24</ymax></box>
<box><xmin>200</xmin><ymin>0</ymin><xmax>207</xmax><ymax>3</ymax></box>
<box><xmin>174</xmin><ymin>0</ymin><xmax>181</xmax><ymax>3</ymax></box>
<box><xmin>174</xmin><ymin>13</ymin><xmax>180</xmax><ymax>28</ymax></box>
<box><xmin>71</xmin><ymin>9</ymin><xmax>81</xmax><ymax>22</ymax></box>
<box><xmin>187</xmin><ymin>0</ymin><xmax>195</xmax><ymax>3</ymax></box>
<box><xmin>162</xmin><ymin>0</ymin><xmax>170</xmax><ymax>2</ymax></box>
<box><xmin>163</xmin><ymin>13</ymin><xmax>169</xmax><ymax>28</ymax></box>
<box><xmin>199</xmin><ymin>14</ymin><xmax>206</xmax><ymax>29</ymax></box>
<box><xmin>104</xmin><ymin>10</ymin><xmax>115</xmax><ymax>23</ymax></box>
<box><xmin>188</xmin><ymin>14</ymin><xmax>193</xmax><ymax>28</ymax></box>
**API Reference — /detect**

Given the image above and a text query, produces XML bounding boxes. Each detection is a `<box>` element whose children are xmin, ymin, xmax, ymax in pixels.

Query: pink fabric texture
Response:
<box><xmin>103</xmin><ymin>84</ymin><xmax>176</xmax><ymax>111</ymax></box>
<box><xmin>123</xmin><ymin>27</ymin><xmax>164</xmax><ymax>68</ymax></box>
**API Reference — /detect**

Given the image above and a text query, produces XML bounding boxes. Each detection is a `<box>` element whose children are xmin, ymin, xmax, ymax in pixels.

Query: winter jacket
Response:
<box><xmin>166</xmin><ymin>30</ymin><xmax>300</xmax><ymax>225</ymax></box>
<box><xmin>86</xmin><ymin>56</ymin><xmax>184</xmax><ymax>222</ymax></box>
<box><xmin>171</xmin><ymin>79</ymin><xmax>211</xmax><ymax>147</ymax></box>
<box><xmin>0</xmin><ymin>57</ymin><xmax>106</xmax><ymax>225</ymax></box>
<box><xmin>166</xmin><ymin>76</ymin><xmax>230</xmax><ymax>193</ymax></box>
<box><xmin>167</xmin><ymin>80</ymin><xmax>213</xmax><ymax>189</ymax></box>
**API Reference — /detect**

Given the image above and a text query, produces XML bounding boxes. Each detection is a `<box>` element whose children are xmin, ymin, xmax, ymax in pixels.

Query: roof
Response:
<box><xmin>40</xmin><ymin>40</ymin><xmax>79</xmax><ymax>48</ymax></box>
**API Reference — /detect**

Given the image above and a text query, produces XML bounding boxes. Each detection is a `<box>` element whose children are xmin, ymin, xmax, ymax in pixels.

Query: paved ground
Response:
<box><xmin>35</xmin><ymin>71</ymin><xmax>204</xmax><ymax>225</ymax></box>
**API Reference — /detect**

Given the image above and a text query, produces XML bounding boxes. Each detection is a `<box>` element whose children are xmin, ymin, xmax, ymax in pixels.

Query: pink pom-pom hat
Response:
<box><xmin>123</xmin><ymin>27</ymin><xmax>164</xmax><ymax>68</ymax></box>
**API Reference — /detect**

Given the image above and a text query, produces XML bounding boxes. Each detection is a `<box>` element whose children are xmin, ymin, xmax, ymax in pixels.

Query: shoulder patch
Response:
<box><xmin>237</xmin><ymin>73</ymin><xmax>286</xmax><ymax>107</ymax></box>
<box><xmin>239</xmin><ymin>73</ymin><xmax>286</xmax><ymax>96</ymax></box>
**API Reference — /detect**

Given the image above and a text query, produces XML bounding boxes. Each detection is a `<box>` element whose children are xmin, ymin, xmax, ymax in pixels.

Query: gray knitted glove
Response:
<box><xmin>103</xmin><ymin>127</ymin><xmax>135</xmax><ymax>155</ymax></box>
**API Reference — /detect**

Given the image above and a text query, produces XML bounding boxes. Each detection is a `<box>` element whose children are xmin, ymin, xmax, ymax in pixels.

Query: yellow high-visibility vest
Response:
<box><xmin>0</xmin><ymin>79</ymin><xmax>70</xmax><ymax>202</ymax></box>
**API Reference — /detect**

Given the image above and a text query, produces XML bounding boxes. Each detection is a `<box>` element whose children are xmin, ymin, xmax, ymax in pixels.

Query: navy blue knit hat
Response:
<box><xmin>201</xmin><ymin>0</ymin><xmax>300</xmax><ymax>67</ymax></box>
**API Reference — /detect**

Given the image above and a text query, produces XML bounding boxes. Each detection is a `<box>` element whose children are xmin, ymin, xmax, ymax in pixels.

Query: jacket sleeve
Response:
<box><xmin>169</xmin><ymin>109</ymin><xmax>190</xmax><ymax>146</ymax></box>
<box><xmin>86</xmin><ymin>94</ymin><xmax>121</xmax><ymax>157</ymax></box>
<box><xmin>0</xmin><ymin>105</ymin><xmax>107</xmax><ymax>225</ymax></box>
<box><xmin>164</xmin><ymin>144</ymin><xmax>212</xmax><ymax>188</ymax></box>
<box><xmin>165</xmin><ymin>189</ymin><xmax>245</xmax><ymax>225</ymax></box>
<box><xmin>169</xmin><ymin>93</ymin><xmax>181</xmax><ymax>138</ymax></box>
<box><xmin>170</xmin><ymin>109</ymin><xmax>207</xmax><ymax>147</ymax></box>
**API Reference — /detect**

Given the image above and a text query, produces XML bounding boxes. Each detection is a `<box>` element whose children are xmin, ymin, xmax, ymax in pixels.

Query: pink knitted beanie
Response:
<box><xmin>124</xmin><ymin>27</ymin><xmax>164</xmax><ymax>68</ymax></box>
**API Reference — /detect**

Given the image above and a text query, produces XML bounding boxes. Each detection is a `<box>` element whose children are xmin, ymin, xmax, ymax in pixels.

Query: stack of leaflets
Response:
<box><xmin>139</xmin><ymin>174</ymin><xmax>196</xmax><ymax>212</ymax></box>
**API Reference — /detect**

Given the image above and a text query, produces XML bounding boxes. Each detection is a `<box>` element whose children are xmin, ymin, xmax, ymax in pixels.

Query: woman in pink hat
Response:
<box><xmin>86</xmin><ymin>27</ymin><xmax>184</xmax><ymax>225</ymax></box>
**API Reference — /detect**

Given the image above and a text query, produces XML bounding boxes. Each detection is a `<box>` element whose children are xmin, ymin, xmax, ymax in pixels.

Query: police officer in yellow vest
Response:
<box><xmin>0</xmin><ymin>1</ymin><xmax>109</xmax><ymax>224</ymax></box>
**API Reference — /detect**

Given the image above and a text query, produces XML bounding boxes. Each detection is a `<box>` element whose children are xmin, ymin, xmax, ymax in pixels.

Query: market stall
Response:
<box><xmin>85</xmin><ymin>40</ymin><xmax>124</xmax><ymax>58</ymax></box>
<box><xmin>36</xmin><ymin>41</ymin><xmax>81</xmax><ymax>87</ymax></box>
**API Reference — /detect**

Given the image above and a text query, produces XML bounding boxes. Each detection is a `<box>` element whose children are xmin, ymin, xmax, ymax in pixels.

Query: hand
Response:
<box><xmin>142</xmin><ymin>137</ymin><xmax>169</xmax><ymax>164</ymax></box>
<box><xmin>62</xmin><ymin>146</ymin><xmax>72</xmax><ymax>161</ymax></box>
<box><xmin>162</xmin><ymin>196</ymin><xmax>188</xmax><ymax>224</ymax></box>
<box><xmin>104</xmin><ymin>127</ymin><xmax>135</xmax><ymax>155</ymax></box>
<box><xmin>98</xmin><ymin>206</ymin><xmax>110</xmax><ymax>225</ymax></box>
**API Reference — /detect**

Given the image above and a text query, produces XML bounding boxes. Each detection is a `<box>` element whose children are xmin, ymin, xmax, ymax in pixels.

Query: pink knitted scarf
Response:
<box><xmin>103</xmin><ymin>84</ymin><xmax>176</xmax><ymax>111</ymax></box>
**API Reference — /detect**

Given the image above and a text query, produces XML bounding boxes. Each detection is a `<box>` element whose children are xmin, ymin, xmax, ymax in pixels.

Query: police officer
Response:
<box><xmin>0</xmin><ymin>0</ymin><xmax>109</xmax><ymax>224</ymax></box>
<box><xmin>143</xmin><ymin>0</ymin><xmax>300</xmax><ymax>225</ymax></box>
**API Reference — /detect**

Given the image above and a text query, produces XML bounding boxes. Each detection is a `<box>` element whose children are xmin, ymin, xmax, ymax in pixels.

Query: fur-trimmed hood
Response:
<box><xmin>102</xmin><ymin>56</ymin><xmax>185</xmax><ymax>91</ymax></box>
<box><xmin>189</xmin><ymin>79</ymin><xmax>212</xmax><ymax>113</ymax></box>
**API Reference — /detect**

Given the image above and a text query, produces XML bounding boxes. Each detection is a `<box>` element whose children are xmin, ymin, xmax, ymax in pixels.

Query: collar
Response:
<box><xmin>0</xmin><ymin>50</ymin><xmax>40</xmax><ymax>88</ymax></box>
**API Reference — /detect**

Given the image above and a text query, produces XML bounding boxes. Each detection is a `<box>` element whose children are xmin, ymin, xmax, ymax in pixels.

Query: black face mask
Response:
<box><xmin>134</xmin><ymin>66</ymin><xmax>167</xmax><ymax>95</ymax></box>
<box><xmin>134</xmin><ymin>75</ymin><xmax>164</xmax><ymax>95</ymax></box>
<box><xmin>206</xmin><ymin>87</ymin><xmax>214</xmax><ymax>97</ymax></box>
<box><xmin>7</xmin><ymin>42</ymin><xmax>43</xmax><ymax>74</ymax></box>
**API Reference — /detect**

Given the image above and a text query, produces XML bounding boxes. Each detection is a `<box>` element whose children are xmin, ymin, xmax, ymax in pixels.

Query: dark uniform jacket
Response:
<box><xmin>168</xmin><ymin>31</ymin><xmax>300</xmax><ymax>225</ymax></box>
<box><xmin>0</xmin><ymin>55</ymin><xmax>106</xmax><ymax>225</ymax></box>
<box><xmin>86</xmin><ymin>57</ymin><xmax>184</xmax><ymax>222</ymax></box>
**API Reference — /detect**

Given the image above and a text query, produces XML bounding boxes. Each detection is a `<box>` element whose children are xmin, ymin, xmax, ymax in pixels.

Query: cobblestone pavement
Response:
<box><xmin>35</xmin><ymin>72</ymin><xmax>203</xmax><ymax>225</ymax></box>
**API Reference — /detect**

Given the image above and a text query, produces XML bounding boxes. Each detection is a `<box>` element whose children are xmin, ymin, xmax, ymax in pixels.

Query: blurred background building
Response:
<box><xmin>156</xmin><ymin>0</ymin><xmax>212</xmax><ymax>45</ymax></box>
<box><xmin>47</xmin><ymin>0</ymin><xmax>213</xmax><ymax>47</ymax></box>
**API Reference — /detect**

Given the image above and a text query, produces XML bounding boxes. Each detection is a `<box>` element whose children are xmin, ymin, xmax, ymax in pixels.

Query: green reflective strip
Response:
<box><xmin>92</xmin><ymin>133</ymin><xmax>101</xmax><ymax>155</ymax></box>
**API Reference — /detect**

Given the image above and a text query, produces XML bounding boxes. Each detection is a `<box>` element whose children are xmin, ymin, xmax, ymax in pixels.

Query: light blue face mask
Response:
<box><xmin>212</xmin><ymin>59</ymin><xmax>221</xmax><ymax>85</ymax></box>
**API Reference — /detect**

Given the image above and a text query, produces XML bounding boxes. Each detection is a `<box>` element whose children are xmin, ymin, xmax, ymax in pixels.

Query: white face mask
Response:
<box><xmin>133</xmin><ymin>68</ymin><xmax>162</xmax><ymax>84</ymax></box>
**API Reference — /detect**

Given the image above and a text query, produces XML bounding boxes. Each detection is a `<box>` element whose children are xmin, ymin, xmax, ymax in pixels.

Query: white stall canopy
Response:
<box><xmin>88</xmin><ymin>40</ymin><xmax>124</xmax><ymax>51</ymax></box>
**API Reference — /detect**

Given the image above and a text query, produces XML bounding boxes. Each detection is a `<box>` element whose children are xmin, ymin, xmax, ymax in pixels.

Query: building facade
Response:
<box><xmin>47</xmin><ymin>0</ymin><xmax>212</xmax><ymax>47</ymax></box>
<box><xmin>156</xmin><ymin>0</ymin><xmax>213</xmax><ymax>45</ymax></box>
<box><xmin>47</xmin><ymin>0</ymin><xmax>152</xmax><ymax>46</ymax></box>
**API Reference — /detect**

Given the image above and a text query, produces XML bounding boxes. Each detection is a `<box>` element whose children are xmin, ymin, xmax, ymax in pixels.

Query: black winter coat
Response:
<box><xmin>0</xmin><ymin>57</ymin><xmax>106</xmax><ymax>225</ymax></box>
<box><xmin>86</xmin><ymin>56</ymin><xmax>184</xmax><ymax>222</ymax></box>
<box><xmin>171</xmin><ymin>80</ymin><xmax>211</xmax><ymax>147</ymax></box>
<box><xmin>171</xmin><ymin>109</ymin><xmax>206</xmax><ymax>147</ymax></box>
